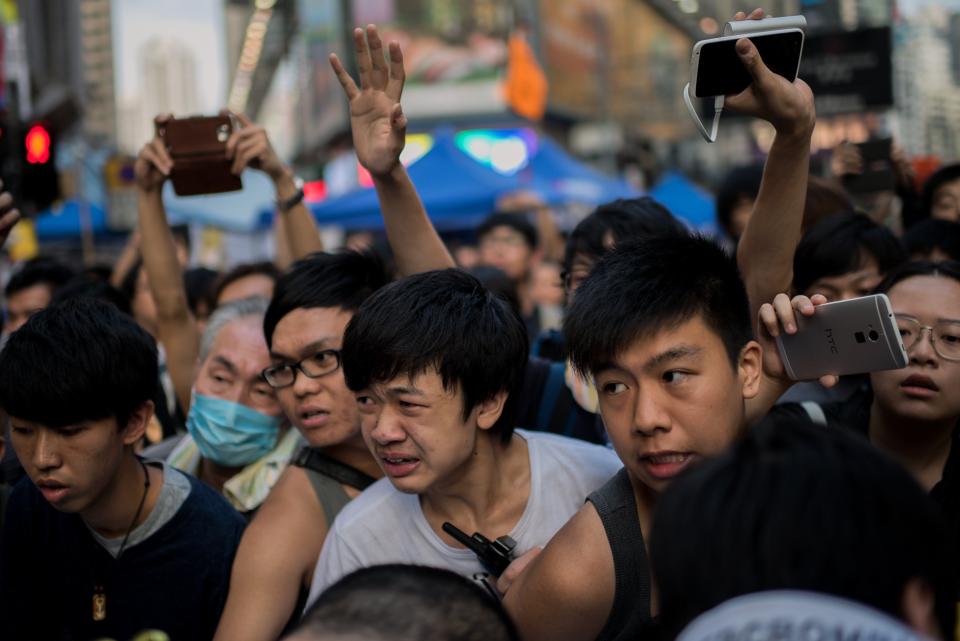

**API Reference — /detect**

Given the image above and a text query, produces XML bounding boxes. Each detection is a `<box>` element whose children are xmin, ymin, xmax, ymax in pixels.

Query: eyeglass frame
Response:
<box><xmin>261</xmin><ymin>349</ymin><xmax>343</xmax><ymax>389</ymax></box>
<box><xmin>895</xmin><ymin>315</ymin><xmax>960</xmax><ymax>362</ymax></box>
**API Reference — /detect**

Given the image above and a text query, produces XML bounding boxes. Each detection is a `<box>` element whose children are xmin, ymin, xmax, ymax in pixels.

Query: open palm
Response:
<box><xmin>330</xmin><ymin>25</ymin><xmax>408</xmax><ymax>178</ymax></box>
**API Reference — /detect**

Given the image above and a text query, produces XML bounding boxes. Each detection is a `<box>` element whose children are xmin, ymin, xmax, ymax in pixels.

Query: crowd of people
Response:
<box><xmin>1</xmin><ymin>14</ymin><xmax>960</xmax><ymax>641</ymax></box>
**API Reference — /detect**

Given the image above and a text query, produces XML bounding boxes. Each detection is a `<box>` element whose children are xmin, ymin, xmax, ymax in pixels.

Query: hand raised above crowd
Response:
<box><xmin>225</xmin><ymin>112</ymin><xmax>289</xmax><ymax>180</ymax></box>
<box><xmin>724</xmin><ymin>9</ymin><xmax>816</xmax><ymax>140</ymax></box>
<box><xmin>330</xmin><ymin>24</ymin><xmax>408</xmax><ymax>179</ymax></box>
<box><xmin>0</xmin><ymin>181</ymin><xmax>21</xmax><ymax>250</ymax></box>
<box><xmin>134</xmin><ymin>115</ymin><xmax>174</xmax><ymax>195</ymax></box>
<box><xmin>758</xmin><ymin>292</ymin><xmax>839</xmax><ymax>388</ymax></box>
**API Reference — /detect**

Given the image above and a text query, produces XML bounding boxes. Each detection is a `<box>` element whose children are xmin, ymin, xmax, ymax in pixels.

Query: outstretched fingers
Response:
<box><xmin>386</xmin><ymin>40</ymin><xmax>405</xmax><ymax>101</ymax></box>
<box><xmin>329</xmin><ymin>53</ymin><xmax>360</xmax><ymax>100</ymax></box>
<box><xmin>366</xmin><ymin>24</ymin><xmax>388</xmax><ymax>89</ymax></box>
<box><xmin>354</xmin><ymin>27</ymin><xmax>373</xmax><ymax>90</ymax></box>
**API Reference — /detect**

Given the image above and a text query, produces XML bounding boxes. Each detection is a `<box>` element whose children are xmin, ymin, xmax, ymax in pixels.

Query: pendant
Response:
<box><xmin>93</xmin><ymin>585</ymin><xmax>106</xmax><ymax>621</ymax></box>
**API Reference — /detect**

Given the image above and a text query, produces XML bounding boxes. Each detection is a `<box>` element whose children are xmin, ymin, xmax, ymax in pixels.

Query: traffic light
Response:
<box><xmin>20</xmin><ymin>121</ymin><xmax>60</xmax><ymax>213</ymax></box>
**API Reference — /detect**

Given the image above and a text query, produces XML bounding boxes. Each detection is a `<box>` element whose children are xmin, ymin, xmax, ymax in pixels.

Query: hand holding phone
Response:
<box><xmin>761</xmin><ymin>293</ymin><xmax>908</xmax><ymax>381</ymax></box>
<box><xmin>157</xmin><ymin>114</ymin><xmax>243</xmax><ymax>197</ymax></box>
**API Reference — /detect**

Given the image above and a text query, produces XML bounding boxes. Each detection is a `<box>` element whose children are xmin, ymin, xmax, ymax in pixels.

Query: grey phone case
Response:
<box><xmin>775</xmin><ymin>294</ymin><xmax>908</xmax><ymax>381</ymax></box>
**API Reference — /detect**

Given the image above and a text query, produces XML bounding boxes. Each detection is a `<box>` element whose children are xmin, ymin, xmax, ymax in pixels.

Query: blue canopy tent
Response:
<box><xmin>516</xmin><ymin>137</ymin><xmax>638</xmax><ymax>206</ymax></box>
<box><xmin>34</xmin><ymin>200</ymin><xmax>108</xmax><ymax>239</ymax></box>
<box><xmin>307</xmin><ymin>130</ymin><xmax>522</xmax><ymax>231</ymax></box>
<box><xmin>649</xmin><ymin>171</ymin><xmax>717</xmax><ymax>234</ymax></box>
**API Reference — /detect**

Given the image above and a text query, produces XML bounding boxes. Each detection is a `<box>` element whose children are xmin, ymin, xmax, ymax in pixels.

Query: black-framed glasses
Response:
<box><xmin>896</xmin><ymin>316</ymin><xmax>960</xmax><ymax>362</ymax></box>
<box><xmin>261</xmin><ymin>349</ymin><xmax>342</xmax><ymax>388</ymax></box>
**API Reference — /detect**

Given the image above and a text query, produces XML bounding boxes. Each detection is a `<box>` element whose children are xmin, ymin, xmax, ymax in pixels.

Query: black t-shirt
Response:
<box><xmin>0</xmin><ymin>473</ymin><xmax>246</xmax><ymax>641</ymax></box>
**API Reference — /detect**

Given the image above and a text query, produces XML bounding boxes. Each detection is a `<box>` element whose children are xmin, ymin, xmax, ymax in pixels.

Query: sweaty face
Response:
<box><xmin>594</xmin><ymin>316</ymin><xmax>759</xmax><ymax>495</ymax></box>
<box><xmin>804</xmin><ymin>255</ymin><xmax>883</xmax><ymax>302</ymax></box>
<box><xmin>195</xmin><ymin>317</ymin><xmax>280</xmax><ymax>416</ymax></box>
<box><xmin>931</xmin><ymin>177</ymin><xmax>960</xmax><ymax>222</ymax></box>
<box><xmin>356</xmin><ymin>371</ymin><xmax>489</xmax><ymax>495</ymax></box>
<box><xmin>871</xmin><ymin>275</ymin><xmax>960</xmax><ymax>425</ymax></box>
<box><xmin>478</xmin><ymin>225</ymin><xmax>535</xmax><ymax>282</ymax></box>
<box><xmin>10</xmin><ymin>416</ymin><xmax>132</xmax><ymax>514</ymax></box>
<box><xmin>217</xmin><ymin>274</ymin><xmax>276</xmax><ymax>307</ymax></box>
<box><xmin>270</xmin><ymin>307</ymin><xmax>357</xmax><ymax>448</ymax></box>
<box><xmin>3</xmin><ymin>284</ymin><xmax>52</xmax><ymax>335</ymax></box>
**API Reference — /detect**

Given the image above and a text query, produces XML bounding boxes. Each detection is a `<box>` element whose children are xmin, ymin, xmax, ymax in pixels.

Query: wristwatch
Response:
<box><xmin>278</xmin><ymin>175</ymin><xmax>305</xmax><ymax>212</ymax></box>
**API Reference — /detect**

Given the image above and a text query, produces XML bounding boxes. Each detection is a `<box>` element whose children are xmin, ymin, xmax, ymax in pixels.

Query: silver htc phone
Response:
<box><xmin>775</xmin><ymin>294</ymin><xmax>908</xmax><ymax>381</ymax></box>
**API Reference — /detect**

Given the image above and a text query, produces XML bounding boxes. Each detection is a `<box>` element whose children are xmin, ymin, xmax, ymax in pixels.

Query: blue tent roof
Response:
<box><xmin>309</xmin><ymin>130</ymin><xmax>518</xmax><ymax>231</ymax></box>
<box><xmin>649</xmin><ymin>171</ymin><xmax>717</xmax><ymax>234</ymax></box>
<box><xmin>517</xmin><ymin>137</ymin><xmax>639</xmax><ymax>206</ymax></box>
<box><xmin>34</xmin><ymin>200</ymin><xmax>108</xmax><ymax>239</ymax></box>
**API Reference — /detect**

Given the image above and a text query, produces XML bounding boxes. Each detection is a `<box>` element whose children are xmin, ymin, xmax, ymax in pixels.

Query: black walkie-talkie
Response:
<box><xmin>442</xmin><ymin>521</ymin><xmax>517</xmax><ymax>577</ymax></box>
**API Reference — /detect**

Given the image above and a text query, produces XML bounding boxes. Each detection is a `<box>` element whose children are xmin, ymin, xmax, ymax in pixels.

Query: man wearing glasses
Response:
<box><xmin>212</xmin><ymin>251</ymin><xmax>392</xmax><ymax>641</ymax></box>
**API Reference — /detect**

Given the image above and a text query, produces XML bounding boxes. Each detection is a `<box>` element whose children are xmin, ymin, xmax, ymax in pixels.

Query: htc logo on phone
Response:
<box><xmin>824</xmin><ymin>329</ymin><xmax>839</xmax><ymax>355</ymax></box>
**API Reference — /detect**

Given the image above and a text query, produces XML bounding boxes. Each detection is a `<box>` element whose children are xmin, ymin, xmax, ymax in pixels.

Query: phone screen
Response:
<box><xmin>695</xmin><ymin>30</ymin><xmax>804</xmax><ymax>97</ymax></box>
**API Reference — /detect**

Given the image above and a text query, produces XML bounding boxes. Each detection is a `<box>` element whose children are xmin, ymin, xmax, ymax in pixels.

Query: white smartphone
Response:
<box><xmin>775</xmin><ymin>294</ymin><xmax>908</xmax><ymax>381</ymax></box>
<box><xmin>690</xmin><ymin>28</ymin><xmax>805</xmax><ymax>98</ymax></box>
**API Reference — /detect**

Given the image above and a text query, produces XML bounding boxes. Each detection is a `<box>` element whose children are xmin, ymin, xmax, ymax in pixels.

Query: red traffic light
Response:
<box><xmin>25</xmin><ymin>125</ymin><xmax>51</xmax><ymax>164</ymax></box>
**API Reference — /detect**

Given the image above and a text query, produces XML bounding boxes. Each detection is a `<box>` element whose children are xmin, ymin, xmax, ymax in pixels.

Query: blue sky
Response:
<box><xmin>112</xmin><ymin>0</ymin><xmax>227</xmax><ymax>110</ymax></box>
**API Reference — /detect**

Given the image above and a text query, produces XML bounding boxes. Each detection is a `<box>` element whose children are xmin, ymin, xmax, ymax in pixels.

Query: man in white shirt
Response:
<box><xmin>306</xmin><ymin>269</ymin><xmax>620</xmax><ymax>603</ymax></box>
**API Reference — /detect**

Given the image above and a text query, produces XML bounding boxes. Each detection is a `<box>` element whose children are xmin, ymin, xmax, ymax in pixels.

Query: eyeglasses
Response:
<box><xmin>895</xmin><ymin>316</ymin><xmax>960</xmax><ymax>362</ymax></box>
<box><xmin>261</xmin><ymin>349</ymin><xmax>342</xmax><ymax>388</ymax></box>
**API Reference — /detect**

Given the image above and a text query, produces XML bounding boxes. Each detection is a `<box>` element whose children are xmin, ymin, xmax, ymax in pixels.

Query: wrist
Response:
<box><xmin>272</xmin><ymin>168</ymin><xmax>298</xmax><ymax>199</ymax></box>
<box><xmin>370</xmin><ymin>162</ymin><xmax>405</xmax><ymax>185</ymax></box>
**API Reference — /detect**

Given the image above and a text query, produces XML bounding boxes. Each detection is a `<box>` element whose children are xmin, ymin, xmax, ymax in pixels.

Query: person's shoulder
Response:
<box><xmin>329</xmin><ymin>476</ymin><xmax>407</xmax><ymax>534</ymax></box>
<box><xmin>177</xmin><ymin>471</ymin><xmax>246</xmax><ymax>532</ymax></box>
<box><xmin>522</xmin><ymin>430</ymin><xmax>621</xmax><ymax>472</ymax></box>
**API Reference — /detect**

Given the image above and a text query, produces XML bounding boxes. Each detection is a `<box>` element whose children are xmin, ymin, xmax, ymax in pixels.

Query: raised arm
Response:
<box><xmin>723</xmin><ymin>14</ymin><xmax>816</xmax><ymax>417</ymax></box>
<box><xmin>225</xmin><ymin>113</ymin><xmax>323</xmax><ymax>262</ymax></box>
<box><xmin>330</xmin><ymin>25</ymin><xmax>454</xmax><ymax>275</ymax></box>
<box><xmin>135</xmin><ymin>124</ymin><xmax>198</xmax><ymax>413</ymax></box>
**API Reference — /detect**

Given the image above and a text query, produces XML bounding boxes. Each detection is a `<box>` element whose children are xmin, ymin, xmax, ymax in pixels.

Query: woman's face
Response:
<box><xmin>871</xmin><ymin>275</ymin><xmax>960</xmax><ymax>426</ymax></box>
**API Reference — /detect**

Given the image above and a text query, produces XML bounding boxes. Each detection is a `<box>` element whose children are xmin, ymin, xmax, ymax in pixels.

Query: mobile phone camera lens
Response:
<box><xmin>868</xmin><ymin>330</ymin><xmax>880</xmax><ymax>342</ymax></box>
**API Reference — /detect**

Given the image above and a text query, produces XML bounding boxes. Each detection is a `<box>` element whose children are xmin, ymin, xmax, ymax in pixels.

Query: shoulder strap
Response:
<box><xmin>304</xmin><ymin>471</ymin><xmax>353</xmax><ymax>526</ymax></box>
<box><xmin>588</xmin><ymin>469</ymin><xmax>653</xmax><ymax>641</ymax></box>
<box><xmin>291</xmin><ymin>447</ymin><xmax>376</xmax><ymax>491</ymax></box>
<box><xmin>801</xmin><ymin>401</ymin><xmax>829</xmax><ymax>427</ymax></box>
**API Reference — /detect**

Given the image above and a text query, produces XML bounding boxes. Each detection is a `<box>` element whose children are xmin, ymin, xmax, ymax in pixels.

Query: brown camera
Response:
<box><xmin>156</xmin><ymin>114</ymin><xmax>243</xmax><ymax>197</ymax></box>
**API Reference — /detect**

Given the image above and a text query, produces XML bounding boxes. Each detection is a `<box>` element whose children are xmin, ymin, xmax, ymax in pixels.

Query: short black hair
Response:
<box><xmin>715</xmin><ymin>164</ymin><xmax>764</xmax><ymax>239</ymax></box>
<box><xmin>562</xmin><ymin>197</ymin><xmax>687</xmax><ymax>275</ymax></box>
<box><xmin>477</xmin><ymin>213</ymin><xmax>538</xmax><ymax>249</ymax></box>
<box><xmin>342</xmin><ymin>269</ymin><xmax>528</xmax><ymax>444</ymax></box>
<box><xmin>651</xmin><ymin>414</ymin><xmax>956</xmax><ymax>639</ymax></box>
<box><xmin>565</xmin><ymin>234</ymin><xmax>752</xmax><ymax>377</ymax></box>
<box><xmin>264</xmin><ymin>250</ymin><xmax>392</xmax><ymax>348</ymax></box>
<box><xmin>874</xmin><ymin>259</ymin><xmax>960</xmax><ymax>295</ymax></box>
<box><xmin>184</xmin><ymin>267</ymin><xmax>220</xmax><ymax>318</ymax></box>
<box><xmin>921</xmin><ymin>162</ymin><xmax>960</xmax><ymax>219</ymax></box>
<box><xmin>0</xmin><ymin>298</ymin><xmax>158</xmax><ymax>429</ymax></box>
<box><xmin>53</xmin><ymin>276</ymin><xmax>132</xmax><ymax>316</ymax></box>
<box><xmin>793</xmin><ymin>213</ymin><xmax>907</xmax><ymax>295</ymax></box>
<box><xmin>213</xmin><ymin>261</ymin><xmax>280</xmax><ymax>305</ymax></box>
<box><xmin>467</xmin><ymin>265</ymin><xmax>520</xmax><ymax>315</ymax></box>
<box><xmin>4</xmin><ymin>256</ymin><xmax>75</xmax><ymax>299</ymax></box>
<box><xmin>297</xmin><ymin>565</ymin><xmax>519</xmax><ymax>641</ymax></box>
<box><xmin>902</xmin><ymin>219</ymin><xmax>960</xmax><ymax>263</ymax></box>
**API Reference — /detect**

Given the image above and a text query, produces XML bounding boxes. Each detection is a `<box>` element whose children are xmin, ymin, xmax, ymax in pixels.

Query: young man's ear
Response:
<box><xmin>121</xmin><ymin>400</ymin><xmax>156</xmax><ymax>447</ymax></box>
<box><xmin>738</xmin><ymin>340</ymin><xmax>764</xmax><ymax>401</ymax></box>
<box><xmin>901</xmin><ymin>578</ymin><xmax>942</xmax><ymax>639</ymax></box>
<box><xmin>476</xmin><ymin>390</ymin><xmax>509</xmax><ymax>431</ymax></box>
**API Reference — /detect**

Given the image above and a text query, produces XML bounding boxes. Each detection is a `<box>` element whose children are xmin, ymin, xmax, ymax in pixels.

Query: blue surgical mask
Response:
<box><xmin>186</xmin><ymin>392</ymin><xmax>283</xmax><ymax>467</ymax></box>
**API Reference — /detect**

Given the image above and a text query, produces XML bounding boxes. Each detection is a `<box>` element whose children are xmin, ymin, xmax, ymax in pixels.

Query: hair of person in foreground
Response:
<box><xmin>651</xmin><ymin>413</ymin><xmax>957</xmax><ymax>640</ymax></box>
<box><xmin>286</xmin><ymin>564</ymin><xmax>520</xmax><ymax>641</ymax></box>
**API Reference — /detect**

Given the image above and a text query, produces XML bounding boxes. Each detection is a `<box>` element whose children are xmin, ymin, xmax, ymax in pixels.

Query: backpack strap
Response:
<box><xmin>291</xmin><ymin>447</ymin><xmax>376</xmax><ymax>491</ymax></box>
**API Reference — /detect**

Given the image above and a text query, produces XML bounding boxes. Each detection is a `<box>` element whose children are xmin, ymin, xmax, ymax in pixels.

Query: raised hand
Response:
<box><xmin>758</xmin><ymin>293</ymin><xmax>838</xmax><ymax>387</ymax></box>
<box><xmin>0</xmin><ymin>181</ymin><xmax>21</xmax><ymax>250</ymax></box>
<box><xmin>135</xmin><ymin>115</ymin><xmax>174</xmax><ymax>195</ymax></box>
<box><xmin>330</xmin><ymin>24</ymin><xmax>407</xmax><ymax>179</ymax></box>
<box><xmin>724</xmin><ymin>9</ymin><xmax>816</xmax><ymax>139</ymax></box>
<box><xmin>225</xmin><ymin>112</ymin><xmax>287</xmax><ymax>180</ymax></box>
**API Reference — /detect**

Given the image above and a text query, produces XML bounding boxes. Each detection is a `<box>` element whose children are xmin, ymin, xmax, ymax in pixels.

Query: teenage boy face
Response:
<box><xmin>479</xmin><ymin>225</ymin><xmax>535</xmax><ymax>282</ymax></box>
<box><xmin>269</xmin><ymin>307</ymin><xmax>359</xmax><ymax>447</ymax></box>
<box><xmin>871</xmin><ymin>275</ymin><xmax>960</xmax><ymax>424</ymax></box>
<box><xmin>356</xmin><ymin>370</ymin><xmax>504</xmax><ymax>495</ymax></box>
<box><xmin>593</xmin><ymin>315</ymin><xmax>762</xmax><ymax>494</ymax></box>
<box><xmin>804</xmin><ymin>255</ymin><xmax>883</xmax><ymax>302</ymax></box>
<box><xmin>195</xmin><ymin>316</ymin><xmax>281</xmax><ymax>417</ymax></box>
<box><xmin>9</xmin><ymin>413</ymin><xmax>144</xmax><ymax>513</ymax></box>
